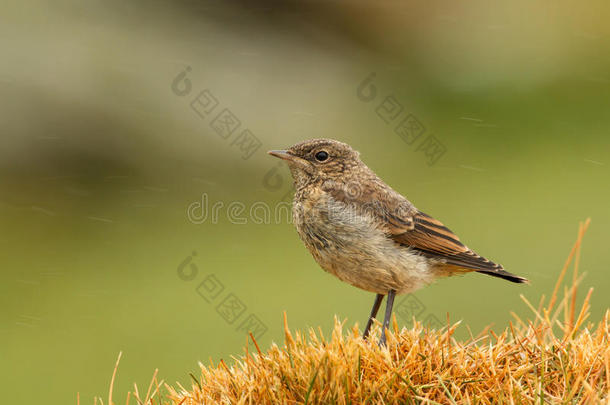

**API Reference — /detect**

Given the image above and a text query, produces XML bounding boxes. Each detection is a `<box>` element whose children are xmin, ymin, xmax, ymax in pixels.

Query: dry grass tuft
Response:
<box><xmin>99</xmin><ymin>219</ymin><xmax>610</xmax><ymax>404</ymax></box>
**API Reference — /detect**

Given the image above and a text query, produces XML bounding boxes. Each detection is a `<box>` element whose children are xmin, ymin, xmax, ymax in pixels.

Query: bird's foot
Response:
<box><xmin>377</xmin><ymin>330</ymin><xmax>387</xmax><ymax>348</ymax></box>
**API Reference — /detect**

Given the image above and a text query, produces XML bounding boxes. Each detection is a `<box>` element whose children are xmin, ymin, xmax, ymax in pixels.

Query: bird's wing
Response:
<box><xmin>389</xmin><ymin>210</ymin><xmax>512</xmax><ymax>274</ymax></box>
<box><xmin>322</xmin><ymin>178</ymin><xmax>514</xmax><ymax>275</ymax></box>
<box><xmin>323</xmin><ymin>178</ymin><xmax>527</xmax><ymax>283</ymax></box>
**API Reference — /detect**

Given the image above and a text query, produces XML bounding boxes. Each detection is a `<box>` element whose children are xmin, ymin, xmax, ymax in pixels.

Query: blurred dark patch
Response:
<box><xmin>0</xmin><ymin>84</ymin><xmax>143</xmax><ymax>183</ymax></box>
<box><xmin>165</xmin><ymin>0</ymin><xmax>425</xmax><ymax>59</ymax></box>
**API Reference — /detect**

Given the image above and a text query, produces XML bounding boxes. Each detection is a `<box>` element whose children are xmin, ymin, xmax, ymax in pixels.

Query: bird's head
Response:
<box><xmin>268</xmin><ymin>139</ymin><xmax>363</xmax><ymax>188</ymax></box>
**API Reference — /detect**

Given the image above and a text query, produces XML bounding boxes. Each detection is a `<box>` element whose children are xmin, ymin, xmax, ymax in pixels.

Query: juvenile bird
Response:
<box><xmin>268</xmin><ymin>139</ymin><xmax>528</xmax><ymax>346</ymax></box>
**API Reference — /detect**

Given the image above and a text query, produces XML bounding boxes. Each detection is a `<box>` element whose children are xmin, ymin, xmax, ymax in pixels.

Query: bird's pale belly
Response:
<box><xmin>293</xmin><ymin>197</ymin><xmax>440</xmax><ymax>295</ymax></box>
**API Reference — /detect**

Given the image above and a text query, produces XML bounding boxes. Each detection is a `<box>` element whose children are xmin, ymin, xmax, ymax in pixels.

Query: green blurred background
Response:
<box><xmin>2</xmin><ymin>0</ymin><xmax>610</xmax><ymax>403</ymax></box>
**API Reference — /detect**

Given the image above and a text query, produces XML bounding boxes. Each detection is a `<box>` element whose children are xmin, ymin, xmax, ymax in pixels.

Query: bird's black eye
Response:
<box><xmin>315</xmin><ymin>151</ymin><xmax>329</xmax><ymax>162</ymax></box>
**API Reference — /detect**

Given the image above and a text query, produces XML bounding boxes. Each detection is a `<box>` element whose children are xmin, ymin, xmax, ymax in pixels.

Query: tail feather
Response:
<box><xmin>476</xmin><ymin>269</ymin><xmax>529</xmax><ymax>284</ymax></box>
<box><xmin>439</xmin><ymin>250</ymin><xmax>529</xmax><ymax>284</ymax></box>
<box><xmin>413</xmin><ymin>245</ymin><xmax>529</xmax><ymax>284</ymax></box>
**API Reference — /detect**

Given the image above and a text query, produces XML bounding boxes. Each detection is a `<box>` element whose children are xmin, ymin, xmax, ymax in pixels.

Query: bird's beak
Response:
<box><xmin>267</xmin><ymin>150</ymin><xmax>295</xmax><ymax>161</ymax></box>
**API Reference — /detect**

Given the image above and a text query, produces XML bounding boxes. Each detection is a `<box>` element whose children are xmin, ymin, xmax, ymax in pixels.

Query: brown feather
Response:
<box><xmin>390</xmin><ymin>211</ymin><xmax>527</xmax><ymax>283</ymax></box>
<box><xmin>315</xmin><ymin>149</ymin><xmax>527</xmax><ymax>284</ymax></box>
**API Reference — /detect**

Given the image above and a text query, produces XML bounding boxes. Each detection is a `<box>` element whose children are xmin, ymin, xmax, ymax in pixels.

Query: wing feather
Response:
<box><xmin>391</xmin><ymin>211</ymin><xmax>527</xmax><ymax>282</ymax></box>
<box><xmin>322</xmin><ymin>179</ymin><xmax>527</xmax><ymax>283</ymax></box>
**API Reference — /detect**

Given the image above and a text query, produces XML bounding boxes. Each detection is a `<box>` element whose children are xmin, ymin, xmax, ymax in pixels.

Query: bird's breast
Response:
<box><xmin>293</xmin><ymin>191</ymin><xmax>373</xmax><ymax>251</ymax></box>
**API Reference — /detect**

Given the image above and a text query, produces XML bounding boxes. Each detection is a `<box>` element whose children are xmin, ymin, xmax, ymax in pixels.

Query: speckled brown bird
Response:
<box><xmin>269</xmin><ymin>139</ymin><xmax>528</xmax><ymax>346</ymax></box>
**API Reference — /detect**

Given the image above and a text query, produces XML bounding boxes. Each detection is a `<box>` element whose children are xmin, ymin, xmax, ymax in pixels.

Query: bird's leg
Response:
<box><xmin>362</xmin><ymin>293</ymin><xmax>384</xmax><ymax>340</ymax></box>
<box><xmin>378</xmin><ymin>289</ymin><xmax>396</xmax><ymax>347</ymax></box>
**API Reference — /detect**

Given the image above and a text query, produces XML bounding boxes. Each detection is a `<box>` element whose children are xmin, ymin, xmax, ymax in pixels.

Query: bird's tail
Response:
<box><xmin>476</xmin><ymin>269</ymin><xmax>529</xmax><ymax>284</ymax></box>
<box><xmin>439</xmin><ymin>249</ymin><xmax>529</xmax><ymax>284</ymax></box>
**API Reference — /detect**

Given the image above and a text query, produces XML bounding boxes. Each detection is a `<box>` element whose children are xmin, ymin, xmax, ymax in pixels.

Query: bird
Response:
<box><xmin>268</xmin><ymin>139</ymin><xmax>528</xmax><ymax>346</ymax></box>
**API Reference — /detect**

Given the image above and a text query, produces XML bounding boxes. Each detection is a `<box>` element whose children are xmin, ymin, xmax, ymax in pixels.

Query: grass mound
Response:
<box><xmin>96</xmin><ymin>219</ymin><xmax>610</xmax><ymax>404</ymax></box>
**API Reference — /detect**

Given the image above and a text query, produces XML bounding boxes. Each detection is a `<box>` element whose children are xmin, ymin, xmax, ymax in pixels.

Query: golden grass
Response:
<box><xmin>94</xmin><ymin>219</ymin><xmax>610</xmax><ymax>404</ymax></box>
